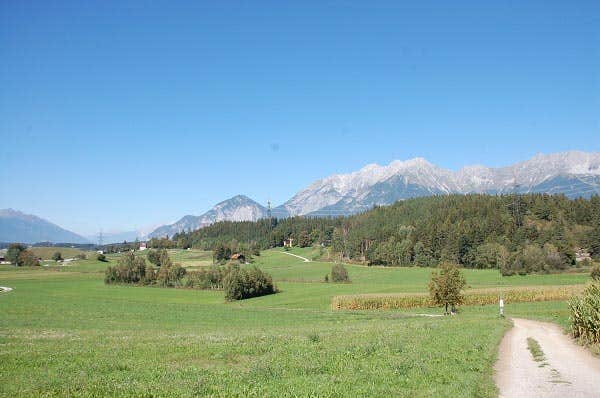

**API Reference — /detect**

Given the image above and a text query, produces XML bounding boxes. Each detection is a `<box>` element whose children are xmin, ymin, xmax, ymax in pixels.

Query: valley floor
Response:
<box><xmin>0</xmin><ymin>248</ymin><xmax>593</xmax><ymax>397</ymax></box>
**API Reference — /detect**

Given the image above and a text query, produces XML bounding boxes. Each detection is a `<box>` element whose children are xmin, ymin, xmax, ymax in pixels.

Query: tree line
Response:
<box><xmin>171</xmin><ymin>194</ymin><xmax>600</xmax><ymax>274</ymax></box>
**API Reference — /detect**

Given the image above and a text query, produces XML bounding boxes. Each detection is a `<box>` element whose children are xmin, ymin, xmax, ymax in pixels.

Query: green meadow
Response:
<box><xmin>0</xmin><ymin>248</ymin><xmax>592</xmax><ymax>397</ymax></box>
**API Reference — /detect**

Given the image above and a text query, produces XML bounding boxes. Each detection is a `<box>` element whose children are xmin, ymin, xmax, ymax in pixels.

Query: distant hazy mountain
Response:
<box><xmin>0</xmin><ymin>209</ymin><xmax>89</xmax><ymax>244</ymax></box>
<box><xmin>148</xmin><ymin>195</ymin><xmax>268</xmax><ymax>238</ymax></box>
<box><xmin>274</xmin><ymin>151</ymin><xmax>600</xmax><ymax>216</ymax></box>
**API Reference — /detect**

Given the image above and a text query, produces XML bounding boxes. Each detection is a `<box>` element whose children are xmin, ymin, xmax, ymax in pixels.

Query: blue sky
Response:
<box><xmin>1</xmin><ymin>1</ymin><xmax>599</xmax><ymax>235</ymax></box>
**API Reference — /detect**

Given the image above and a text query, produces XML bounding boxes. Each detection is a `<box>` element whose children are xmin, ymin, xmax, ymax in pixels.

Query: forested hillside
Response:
<box><xmin>169</xmin><ymin>194</ymin><xmax>600</xmax><ymax>273</ymax></box>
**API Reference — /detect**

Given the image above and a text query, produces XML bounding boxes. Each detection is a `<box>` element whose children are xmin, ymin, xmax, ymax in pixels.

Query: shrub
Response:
<box><xmin>52</xmin><ymin>252</ymin><xmax>63</xmax><ymax>262</ymax></box>
<box><xmin>331</xmin><ymin>263</ymin><xmax>350</xmax><ymax>283</ymax></box>
<box><xmin>147</xmin><ymin>249</ymin><xmax>168</xmax><ymax>266</ymax></box>
<box><xmin>569</xmin><ymin>282</ymin><xmax>600</xmax><ymax>345</ymax></box>
<box><xmin>75</xmin><ymin>253</ymin><xmax>87</xmax><ymax>260</ymax></box>
<box><xmin>156</xmin><ymin>263</ymin><xmax>186</xmax><ymax>287</ymax></box>
<box><xmin>145</xmin><ymin>265</ymin><xmax>157</xmax><ymax>284</ymax></box>
<box><xmin>18</xmin><ymin>250</ymin><xmax>39</xmax><ymax>267</ymax></box>
<box><xmin>591</xmin><ymin>265</ymin><xmax>600</xmax><ymax>281</ymax></box>
<box><xmin>97</xmin><ymin>253</ymin><xmax>108</xmax><ymax>262</ymax></box>
<box><xmin>147</xmin><ymin>249</ymin><xmax>160</xmax><ymax>266</ymax></box>
<box><xmin>223</xmin><ymin>266</ymin><xmax>276</xmax><ymax>301</ymax></box>
<box><xmin>104</xmin><ymin>252</ymin><xmax>146</xmax><ymax>284</ymax></box>
<box><xmin>186</xmin><ymin>266</ymin><xmax>229</xmax><ymax>289</ymax></box>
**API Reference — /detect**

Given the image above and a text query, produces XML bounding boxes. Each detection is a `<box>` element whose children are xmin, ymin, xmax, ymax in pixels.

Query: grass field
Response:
<box><xmin>0</xmin><ymin>247</ymin><xmax>592</xmax><ymax>397</ymax></box>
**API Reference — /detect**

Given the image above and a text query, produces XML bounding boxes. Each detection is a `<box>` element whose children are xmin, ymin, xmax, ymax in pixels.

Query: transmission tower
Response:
<box><xmin>98</xmin><ymin>230</ymin><xmax>103</xmax><ymax>247</ymax></box>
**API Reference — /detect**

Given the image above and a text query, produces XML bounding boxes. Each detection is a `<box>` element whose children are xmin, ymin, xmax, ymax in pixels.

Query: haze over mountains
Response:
<box><xmin>0</xmin><ymin>209</ymin><xmax>89</xmax><ymax>244</ymax></box>
<box><xmin>2</xmin><ymin>151</ymin><xmax>599</xmax><ymax>243</ymax></box>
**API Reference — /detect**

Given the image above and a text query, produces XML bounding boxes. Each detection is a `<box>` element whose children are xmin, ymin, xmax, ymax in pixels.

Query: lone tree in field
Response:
<box><xmin>52</xmin><ymin>251</ymin><xmax>63</xmax><ymax>262</ymax></box>
<box><xmin>429</xmin><ymin>262</ymin><xmax>466</xmax><ymax>315</ymax></box>
<box><xmin>6</xmin><ymin>243</ymin><xmax>26</xmax><ymax>266</ymax></box>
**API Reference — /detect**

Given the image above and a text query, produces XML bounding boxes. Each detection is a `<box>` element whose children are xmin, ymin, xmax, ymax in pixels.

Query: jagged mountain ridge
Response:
<box><xmin>0</xmin><ymin>209</ymin><xmax>89</xmax><ymax>244</ymax></box>
<box><xmin>149</xmin><ymin>151</ymin><xmax>600</xmax><ymax>236</ymax></box>
<box><xmin>148</xmin><ymin>195</ymin><xmax>268</xmax><ymax>238</ymax></box>
<box><xmin>274</xmin><ymin>151</ymin><xmax>600</xmax><ymax>216</ymax></box>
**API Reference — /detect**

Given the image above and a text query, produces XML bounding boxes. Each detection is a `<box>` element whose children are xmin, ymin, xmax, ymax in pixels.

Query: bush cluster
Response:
<box><xmin>104</xmin><ymin>252</ymin><xmax>276</xmax><ymax>301</ymax></box>
<box><xmin>18</xmin><ymin>250</ymin><xmax>40</xmax><ymax>267</ymax></box>
<box><xmin>105</xmin><ymin>251</ymin><xmax>186</xmax><ymax>287</ymax></box>
<box><xmin>104</xmin><ymin>252</ymin><xmax>151</xmax><ymax>284</ymax></box>
<box><xmin>569</xmin><ymin>282</ymin><xmax>600</xmax><ymax>345</ymax></box>
<box><xmin>501</xmin><ymin>244</ymin><xmax>571</xmax><ymax>276</ymax></box>
<box><xmin>185</xmin><ymin>266</ymin><xmax>229</xmax><ymax>289</ymax></box>
<box><xmin>223</xmin><ymin>266</ymin><xmax>277</xmax><ymax>301</ymax></box>
<box><xmin>6</xmin><ymin>243</ymin><xmax>39</xmax><ymax>266</ymax></box>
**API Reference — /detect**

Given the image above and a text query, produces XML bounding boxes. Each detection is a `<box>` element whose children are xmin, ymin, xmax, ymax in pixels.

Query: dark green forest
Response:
<box><xmin>165</xmin><ymin>194</ymin><xmax>600</xmax><ymax>274</ymax></box>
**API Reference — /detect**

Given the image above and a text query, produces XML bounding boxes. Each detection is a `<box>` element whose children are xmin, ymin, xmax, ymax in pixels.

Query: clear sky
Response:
<box><xmin>1</xmin><ymin>1</ymin><xmax>599</xmax><ymax>235</ymax></box>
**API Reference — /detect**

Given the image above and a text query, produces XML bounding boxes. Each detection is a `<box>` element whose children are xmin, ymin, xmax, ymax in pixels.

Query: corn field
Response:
<box><xmin>569</xmin><ymin>282</ymin><xmax>600</xmax><ymax>345</ymax></box>
<box><xmin>332</xmin><ymin>285</ymin><xmax>585</xmax><ymax>310</ymax></box>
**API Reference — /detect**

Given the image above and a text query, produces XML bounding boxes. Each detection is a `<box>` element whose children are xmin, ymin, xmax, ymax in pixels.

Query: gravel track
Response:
<box><xmin>494</xmin><ymin>318</ymin><xmax>600</xmax><ymax>398</ymax></box>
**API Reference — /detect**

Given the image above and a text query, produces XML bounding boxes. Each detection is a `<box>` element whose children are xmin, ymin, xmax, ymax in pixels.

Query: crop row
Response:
<box><xmin>332</xmin><ymin>285</ymin><xmax>585</xmax><ymax>310</ymax></box>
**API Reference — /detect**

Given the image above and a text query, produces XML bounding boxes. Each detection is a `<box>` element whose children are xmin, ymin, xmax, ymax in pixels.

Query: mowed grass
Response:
<box><xmin>0</xmin><ymin>248</ymin><xmax>591</xmax><ymax>397</ymax></box>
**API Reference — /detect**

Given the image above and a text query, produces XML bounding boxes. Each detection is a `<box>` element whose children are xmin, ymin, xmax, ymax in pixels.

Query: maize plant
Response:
<box><xmin>569</xmin><ymin>282</ymin><xmax>600</xmax><ymax>345</ymax></box>
<box><xmin>332</xmin><ymin>285</ymin><xmax>585</xmax><ymax>310</ymax></box>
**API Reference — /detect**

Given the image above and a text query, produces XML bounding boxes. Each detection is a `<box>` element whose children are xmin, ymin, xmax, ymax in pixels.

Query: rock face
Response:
<box><xmin>273</xmin><ymin>151</ymin><xmax>600</xmax><ymax>216</ymax></box>
<box><xmin>148</xmin><ymin>195</ymin><xmax>267</xmax><ymax>238</ymax></box>
<box><xmin>0</xmin><ymin>209</ymin><xmax>89</xmax><ymax>244</ymax></box>
<box><xmin>150</xmin><ymin>151</ymin><xmax>600</xmax><ymax>235</ymax></box>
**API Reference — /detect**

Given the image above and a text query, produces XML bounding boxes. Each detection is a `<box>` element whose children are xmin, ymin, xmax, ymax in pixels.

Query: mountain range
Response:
<box><xmin>148</xmin><ymin>195</ymin><xmax>268</xmax><ymax>239</ymax></box>
<box><xmin>272</xmin><ymin>151</ymin><xmax>600</xmax><ymax>217</ymax></box>
<box><xmin>2</xmin><ymin>151</ymin><xmax>599</xmax><ymax>243</ymax></box>
<box><xmin>149</xmin><ymin>151</ymin><xmax>600</xmax><ymax>237</ymax></box>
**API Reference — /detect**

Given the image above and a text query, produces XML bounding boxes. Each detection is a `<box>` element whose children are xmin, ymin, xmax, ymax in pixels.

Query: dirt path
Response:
<box><xmin>281</xmin><ymin>251</ymin><xmax>311</xmax><ymax>262</ymax></box>
<box><xmin>494</xmin><ymin>318</ymin><xmax>600</xmax><ymax>398</ymax></box>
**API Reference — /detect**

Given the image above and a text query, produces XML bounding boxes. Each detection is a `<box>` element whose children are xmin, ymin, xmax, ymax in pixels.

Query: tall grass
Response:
<box><xmin>332</xmin><ymin>285</ymin><xmax>585</xmax><ymax>310</ymax></box>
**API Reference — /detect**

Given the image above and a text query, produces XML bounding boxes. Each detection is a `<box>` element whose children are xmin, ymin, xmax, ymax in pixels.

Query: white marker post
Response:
<box><xmin>499</xmin><ymin>294</ymin><xmax>504</xmax><ymax>317</ymax></box>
